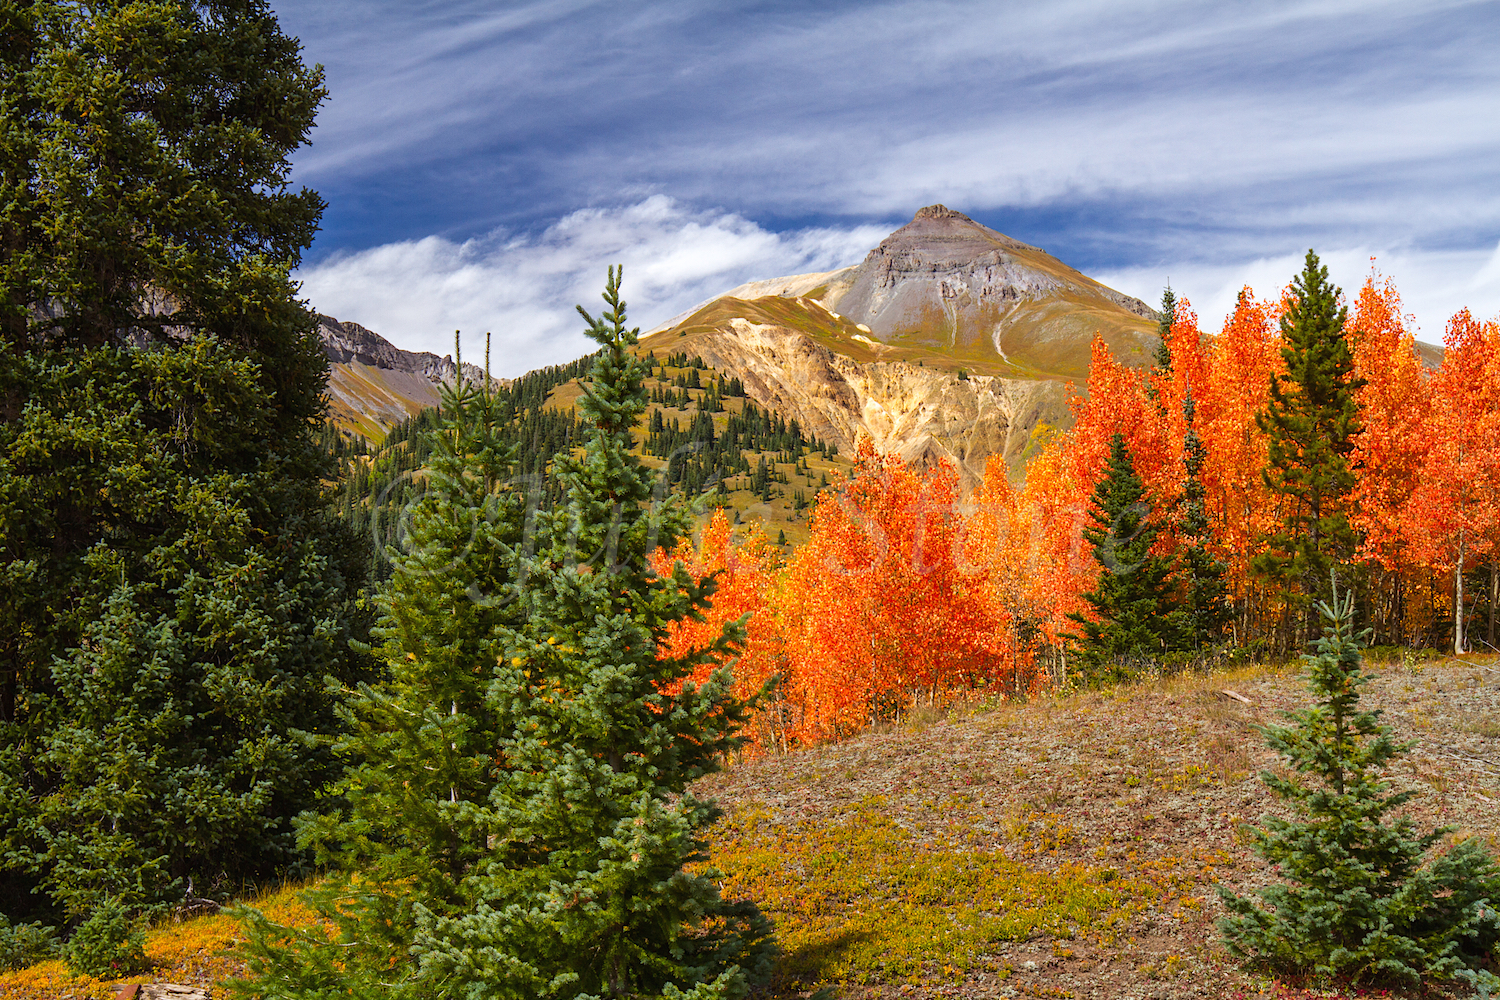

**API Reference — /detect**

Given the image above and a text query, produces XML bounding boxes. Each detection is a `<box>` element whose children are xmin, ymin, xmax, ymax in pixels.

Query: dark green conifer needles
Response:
<box><xmin>1220</xmin><ymin>585</ymin><xmax>1500</xmax><ymax>989</ymax></box>
<box><xmin>0</xmin><ymin>0</ymin><xmax>359</xmax><ymax>924</ymax></box>
<box><xmin>1253</xmin><ymin>250</ymin><xmax>1364</xmax><ymax>644</ymax></box>
<box><xmin>1064</xmin><ymin>433</ymin><xmax>1187</xmax><ymax>683</ymax></box>
<box><xmin>236</xmin><ymin>270</ymin><xmax>774</xmax><ymax>1000</ymax></box>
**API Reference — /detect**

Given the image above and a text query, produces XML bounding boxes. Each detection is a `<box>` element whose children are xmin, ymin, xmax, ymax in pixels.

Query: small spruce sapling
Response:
<box><xmin>0</xmin><ymin>916</ymin><xmax>60</xmax><ymax>972</ymax></box>
<box><xmin>63</xmin><ymin>898</ymin><xmax>148</xmax><ymax>979</ymax></box>
<box><xmin>1219</xmin><ymin>583</ymin><xmax>1500</xmax><ymax>989</ymax></box>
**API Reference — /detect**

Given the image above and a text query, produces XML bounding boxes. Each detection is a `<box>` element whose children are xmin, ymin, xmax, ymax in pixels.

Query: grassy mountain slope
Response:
<box><xmin>333</xmin><ymin>352</ymin><xmax>854</xmax><ymax>564</ymax></box>
<box><xmin>324</xmin><ymin>361</ymin><xmax>443</xmax><ymax>441</ymax></box>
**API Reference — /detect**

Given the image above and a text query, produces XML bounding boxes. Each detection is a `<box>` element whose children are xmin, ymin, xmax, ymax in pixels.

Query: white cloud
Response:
<box><xmin>1095</xmin><ymin>241</ymin><xmax>1500</xmax><ymax>344</ymax></box>
<box><xmin>302</xmin><ymin>195</ymin><xmax>1500</xmax><ymax>374</ymax></box>
<box><xmin>296</xmin><ymin>196</ymin><xmax>886</xmax><ymax>375</ymax></box>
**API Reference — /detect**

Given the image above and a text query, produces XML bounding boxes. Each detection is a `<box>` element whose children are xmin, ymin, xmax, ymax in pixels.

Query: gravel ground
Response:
<box><xmin>697</xmin><ymin>654</ymin><xmax>1500</xmax><ymax>1000</ymax></box>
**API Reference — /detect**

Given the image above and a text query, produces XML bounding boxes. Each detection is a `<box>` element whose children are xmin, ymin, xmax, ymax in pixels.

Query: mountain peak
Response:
<box><xmin>656</xmin><ymin>204</ymin><xmax>1159</xmax><ymax>386</ymax></box>
<box><xmin>912</xmin><ymin>204</ymin><xmax>974</xmax><ymax>223</ymax></box>
<box><xmin>872</xmin><ymin>205</ymin><xmax>1040</xmax><ymax>265</ymax></box>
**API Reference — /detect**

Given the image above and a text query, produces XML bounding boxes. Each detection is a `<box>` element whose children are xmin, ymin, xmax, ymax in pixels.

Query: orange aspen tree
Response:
<box><xmin>1193</xmin><ymin>291</ymin><xmax>1283</xmax><ymax>638</ymax></box>
<box><xmin>1065</xmin><ymin>338</ymin><xmax>1183</xmax><ymax>499</ymax></box>
<box><xmin>1346</xmin><ymin>269</ymin><xmax>1431</xmax><ymax>641</ymax></box>
<box><xmin>1482</xmin><ymin>329</ymin><xmax>1500</xmax><ymax>649</ymax></box>
<box><xmin>650</xmin><ymin>510</ymin><xmax>780</xmax><ymax>716</ymax></box>
<box><xmin>1410</xmin><ymin>310</ymin><xmax>1500</xmax><ymax>654</ymax></box>
<box><xmin>777</xmin><ymin>442</ymin><xmax>998</xmax><ymax>742</ymax></box>
<box><xmin>1009</xmin><ymin>442</ymin><xmax>1092</xmax><ymax>671</ymax></box>
<box><xmin>968</xmin><ymin>456</ymin><xmax>1053</xmax><ymax>694</ymax></box>
<box><xmin>1148</xmin><ymin>294</ymin><xmax>1211</xmax><ymax>453</ymax></box>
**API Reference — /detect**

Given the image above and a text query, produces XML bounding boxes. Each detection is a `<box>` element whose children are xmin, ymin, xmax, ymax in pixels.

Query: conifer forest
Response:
<box><xmin>1</xmin><ymin>2</ymin><xmax>1498</xmax><ymax>999</ymax></box>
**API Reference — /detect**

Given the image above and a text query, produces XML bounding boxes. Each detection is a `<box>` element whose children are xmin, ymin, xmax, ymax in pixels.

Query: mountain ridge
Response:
<box><xmin>315</xmin><ymin>206</ymin><xmax>1159</xmax><ymax>482</ymax></box>
<box><xmin>317</xmin><ymin>314</ymin><xmax>501</xmax><ymax>441</ymax></box>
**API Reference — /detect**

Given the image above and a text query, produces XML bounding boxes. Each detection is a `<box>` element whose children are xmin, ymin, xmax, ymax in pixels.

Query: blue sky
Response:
<box><xmin>273</xmin><ymin>0</ymin><xmax>1500</xmax><ymax>375</ymax></box>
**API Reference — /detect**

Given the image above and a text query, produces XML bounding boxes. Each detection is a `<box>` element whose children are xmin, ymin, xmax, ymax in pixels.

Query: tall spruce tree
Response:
<box><xmin>236</xmin><ymin>271</ymin><xmax>773</xmax><ymax>1000</ymax></box>
<box><xmin>1253</xmin><ymin>250</ymin><xmax>1364</xmax><ymax>643</ymax></box>
<box><xmin>1220</xmin><ymin>586</ymin><xmax>1500</xmax><ymax>989</ymax></box>
<box><xmin>234</xmin><ymin>362</ymin><xmax>532</xmax><ymax>999</ymax></box>
<box><xmin>1153</xmin><ymin>284</ymin><xmax>1177</xmax><ymax>374</ymax></box>
<box><xmin>1065</xmin><ymin>433</ymin><xmax>1188</xmax><ymax>683</ymax></box>
<box><xmin>1179</xmin><ymin>385</ymin><xmax>1232</xmax><ymax>650</ymax></box>
<box><xmin>0</xmin><ymin>1</ymin><xmax>359</xmax><ymax>924</ymax></box>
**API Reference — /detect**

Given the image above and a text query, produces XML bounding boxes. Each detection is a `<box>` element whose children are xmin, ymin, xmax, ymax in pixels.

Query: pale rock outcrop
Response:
<box><xmin>688</xmin><ymin>318</ymin><xmax>1068</xmax><ymax>487</ymax></box>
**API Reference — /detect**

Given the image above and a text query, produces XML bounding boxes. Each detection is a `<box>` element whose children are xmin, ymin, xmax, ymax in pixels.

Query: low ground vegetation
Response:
<box><xmin>5</xmin><ymin>652</ymin><xmax>1495</xmax><ymax>1000</ymax></box>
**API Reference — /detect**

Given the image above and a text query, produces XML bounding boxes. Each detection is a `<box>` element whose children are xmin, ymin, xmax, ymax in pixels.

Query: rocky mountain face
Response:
<box><xmin>317</xmin><ymin>315</ymin><xmax>493</xmax><ymax>440</ymax></box>
<box><xmin>645</xmin><ymin>311</ymin><xmax>1068</xmax><ymax>488</ymax></box>
<box><xmin>830</xmin><ymin>205</ymin><xmax>1158</xmax><ymax>379</ymax></box>
<box><xmin>319</xmin><ymin>315</ymin><xmax>486</xmax><ymax>384</ymax></box>
<box><xmin>316</xmin><ymin>206</ymin><xmax>1156</xmax><ymax>477</ymax></box>
<box><xmin>640</xmin><ymin>206</ymin><xmax>1162</xmax><ymax>483</ymax></box>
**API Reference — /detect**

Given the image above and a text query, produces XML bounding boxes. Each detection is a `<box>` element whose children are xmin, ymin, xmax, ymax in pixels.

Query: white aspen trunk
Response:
<box><xmin>1455</xmin><ymin>533</ymin><xmax>1467</xmax><ymax>656</ymax></box>
<box><xmin>1489</xmin><ymin>559</ymin><xmax>1497</xmax><ymax>650</ymax></box>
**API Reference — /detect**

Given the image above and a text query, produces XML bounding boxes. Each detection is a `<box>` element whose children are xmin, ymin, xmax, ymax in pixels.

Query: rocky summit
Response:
<box><xmin>829</xmin><ymin>205</ymin><xmax>1158</xmax><ymax>379</ymax></box>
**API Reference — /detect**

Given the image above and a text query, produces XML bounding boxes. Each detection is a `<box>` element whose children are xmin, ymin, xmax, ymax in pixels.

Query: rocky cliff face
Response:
<box><xmin>318</xmin><ymin>315</ymin><xmax>489</xmax><ymax>385</ymax></box>
<box><xmin>317</xmin><ymin>315</ymin><xmax>496</xmax><ymax>441</ymax></box>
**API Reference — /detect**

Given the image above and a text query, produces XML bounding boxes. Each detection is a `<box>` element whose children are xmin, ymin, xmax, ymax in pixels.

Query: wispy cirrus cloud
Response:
<box><xmin>271</xmin><ymin>0</ymin><xmax>1500</xmax><ymax>361</ymax></box>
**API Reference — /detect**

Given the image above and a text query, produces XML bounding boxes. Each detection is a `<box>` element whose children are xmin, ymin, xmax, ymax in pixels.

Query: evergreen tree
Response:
<box><xmin>1220</xmin><ymin>586</ymin><xmax>1500</xmax><ymax>989</ymax></box>
<box><xmin>1064</xmin><ymin>434</ymin><xmax>1188</xmax><ymax>683</ymax></box>
<box><xmin>1153</xmin><ymin>284</ymin><xmax>1177</xmax><ymax>373</ymax></box>
<box><xmin>236</xmin><ymin>271</ymin><xmax>773</xmax><ymax>1000</ymax></box>
<box><xmin>1179</xmin><ymin>384</ymin><xmax>1232</xmax><ymax>650</ymax></box>
<box><xmin>1253</xmin><ymin>250</ymin><xmax>1364</xmax><ymax>642</ymax></box>
<box><xmin>234</xmin><ymin>365</ymin><xmax>530</xmax><ymax>998</ymax></box>
<box><xmin>0</xmin><ymin>0</ymin><xmax>359</xmax><ymax>923</ymax></box>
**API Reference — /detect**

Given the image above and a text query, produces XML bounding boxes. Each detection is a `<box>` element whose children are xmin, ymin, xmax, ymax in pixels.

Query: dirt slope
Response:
<box><xmin>639</xmin><ymin>300</ymin><xmax>1069</xmax><ymax>486</ymax></box>
<box><xmin>698</xmin><ymin>655</ymin><xmax>1500</xmax><ymax>999</ymax></box>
